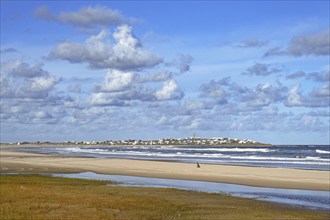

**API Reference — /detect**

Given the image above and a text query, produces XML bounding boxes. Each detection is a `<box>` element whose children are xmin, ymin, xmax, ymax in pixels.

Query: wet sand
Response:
<box><xmin>1</xmin><ymin>150</ymin><xmax>329</xmax><ymax>191</ymax></box>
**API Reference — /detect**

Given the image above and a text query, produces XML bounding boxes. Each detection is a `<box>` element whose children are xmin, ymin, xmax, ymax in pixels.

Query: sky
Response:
<box><xmin>0</xmin><ymin>1</ymin><xmax>329</xmax><ymax>145</ymax></box>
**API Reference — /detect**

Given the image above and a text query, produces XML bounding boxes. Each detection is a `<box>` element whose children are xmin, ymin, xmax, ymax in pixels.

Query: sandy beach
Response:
<box><xmin>1</xmin><ymin>148</ymin><xmax>329</xmax><ymax>191</ymax></box>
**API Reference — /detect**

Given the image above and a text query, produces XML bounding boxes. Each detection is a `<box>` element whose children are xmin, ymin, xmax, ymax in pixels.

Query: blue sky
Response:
<box><xmin>1</xmin><ymin>1</ymin><xmax>329</xmax><ymax>144</ymax></box>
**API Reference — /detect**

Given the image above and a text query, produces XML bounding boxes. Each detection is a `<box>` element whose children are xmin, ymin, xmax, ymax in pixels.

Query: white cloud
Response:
<box><xmin>154</xmin><ymin>79</ymin><xmax>183</xmax><ymax>101</ymax></box>
<box><xmin>35</xmin><ymin>6</ymin><xmax>125</xmax><ymax>28</ymax></box>
<box><xmin>27</xmin><ymin>76</ymin><xmax>61</xmax><ymax>93</ymax></box>
<box><xmin>89</xmin><ymin>92</ymin><xmax>126</xmax><ymax>106</ymax></box>
<box><xmin>286</xmin><ymin>70</ymin><xmax>330</xmax><ymax>82</ymax></box>
<box><xmin>184</xmin><ymin>100</ymin><xmax>207</xmax><ymax>112</ymax></box>
<box><xmin>310</xmin><ymin>83</ymin><xmax>330</xmax><ymax>97</ymax></box>
<box><xmin>110</xmin><ymin>25</ymin><xmax>162</xmax><ymax>70</ymax></box>
<box><xmin>244</xmin><ymin>63</ymin><xmax>282</xmax><ymax>76</ymax></box>
<box><xmin>34</xmin><ymin>111</ymin><xmax>52</xmax><ymax>119</ymax></box>
<box><xmin>97</xmin><ymin>69</ymin><xmax>136</xmax><ymax>92</ymax></box>
<box><xmin>307</xmin><ymin>71</ymin><xmax>330</xmax><ymax>83</ymax></box>
<box><xmin>289</xmin><ymin>114</ymin><xmax>326</xmax><ymax>132</ymax></box>
<box><xmin>89</xmin><ymin>69</ymin><xmax>183</xmax><ymax>106</ymax></box>
<box><xmin>0</xmin><ymin>60</ymin><xmax>62</xmax><ymax>99</ymax></box>
<box><xmin>241</xmin><ymin>83</ymin><xmax>286</xmax><ymax>107</ymax></box>
<box><xmin>286</xmin><ymin>71</ymin><xmax>306</xmax><ymax>80</ymax></box>
<box><xmin>1</xmin><ymin>60</ymin><xmax>47</xmax><ymax>78</ymax></box>
<box><xmin>49</xmin><ymin>25</ymin><xmax>162</xmax><ymax>71</ymax></box>
<box><xmin>285</xmin><ymin>85</ymin><xmax>302</xmax><ymax>107</ymax></box>
<box><xmin>199</xmin><ymin>79</ymin><xmax>228</xmax><ymax>104</ymax></box>
<box><xmin>138</xmin><ymin>71</ymin><xmax>172</xmax><ymax>83</ymax></box>
<box><xmin>265</xmin><ymin>29</ymin><xmax>330</xmax><ymax>57</ymax></box>
<box><xmin>48</xmin><ymin>41</ymin><xmax>88</xmax><ymax>63</ymax></box>
<box><xmin>285</xmin><ymin>84</ymin><xmax>330</xmax><ymax>107</ymax></box>
<box><xmin>185</xmin><ymin>118</ymin><xmax>204</xmax><ymax>130</ymax></box>
<box><xmin>288</xmin><ymin>29</ymin><xmax>330</xmax><ymax>56</ymax></box>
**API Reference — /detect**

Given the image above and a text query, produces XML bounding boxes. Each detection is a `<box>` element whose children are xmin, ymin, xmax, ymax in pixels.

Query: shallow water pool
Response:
<box><xmin>53</xmin><ymin>172</ymin><xmax>330</xmax><ymax>211</ymax></box>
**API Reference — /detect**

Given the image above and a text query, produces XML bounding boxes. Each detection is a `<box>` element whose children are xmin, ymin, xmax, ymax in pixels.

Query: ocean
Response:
<box><xmin>21</xmin><ymin>144</ymin><xmax>330</xmax><ymax>171</ymax></box>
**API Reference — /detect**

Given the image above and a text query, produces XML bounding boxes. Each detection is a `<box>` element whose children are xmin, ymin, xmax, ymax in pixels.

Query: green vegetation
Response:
<box><xmin>1</xmin><ymin>175</ymin><xmax>328</xmax><ymax>220</ymax></box>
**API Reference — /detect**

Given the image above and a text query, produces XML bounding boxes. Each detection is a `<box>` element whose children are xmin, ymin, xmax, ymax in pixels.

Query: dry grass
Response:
<box><xmin>0</xmin><ymin>175</ymin><xmax>329</xmax><ymax>220</ymax></box>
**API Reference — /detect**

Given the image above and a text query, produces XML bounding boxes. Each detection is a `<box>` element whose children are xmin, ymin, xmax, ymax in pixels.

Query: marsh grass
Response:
<box><xmin>0</xmin><ymin>174</ymin><xmax>329</xmax><ymax>220</ymax></box>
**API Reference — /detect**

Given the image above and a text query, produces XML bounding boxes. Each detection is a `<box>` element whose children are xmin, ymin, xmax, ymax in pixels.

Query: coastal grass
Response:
<box><xmin>1</xmin><ymin>175</ymin><xmax>329</xmax><ymax>220</ymax></box>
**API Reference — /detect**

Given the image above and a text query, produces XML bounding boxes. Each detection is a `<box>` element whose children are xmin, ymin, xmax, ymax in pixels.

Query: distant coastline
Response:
<box><xmin>0</xmin><ymin>136</ymin><xmax>271</xmax><ymax>147</ymax></box>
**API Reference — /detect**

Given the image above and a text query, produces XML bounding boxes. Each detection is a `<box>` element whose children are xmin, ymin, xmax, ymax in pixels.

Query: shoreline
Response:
<box><xmin>1</xmin><ymin>150</ymin><xmax>329</xmax><ymax>191</ymax></box>
<box><xmin>0</xmin><ymin>142</ymin><xmax>272</xmax><ymax>148</ymax></box>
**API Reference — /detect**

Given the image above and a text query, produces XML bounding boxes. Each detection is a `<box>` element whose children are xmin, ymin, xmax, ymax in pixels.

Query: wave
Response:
<box><xmin>224</xmin><ymin>155</ymin><xmax>329</xmax><ymax>162</ymax></box>
<box><xmin>160</xmin><ymin>147</ymin><xmax>274</xmax><ymax>153</ymax></box>
<box><xmin>57</xmin><ymin>147</ymin><xmax>109</xmax><ymax>153</ymax></box>
<box><xmin>57</xmin><ymin>147</ymin><xmax>329</xmax><ymax>162</ymax></box>
<box><xmin>212</xmin><ymin>160</ymin><xmax>330</xmax><ymax>166</ymax></box>
<box><xmin>59</xmin><ymin>146</ymin><xmax>274</xmax><ymax>153</ymax></box>
<box><xmin>58</xmin><ymin>147</ymin><xmax>225</xmax><ymax>158</ymax></box>
<box><xmin>316</xmin><ymin>150</ymin><xmax>330</xmax><ymax>154</ymax></box>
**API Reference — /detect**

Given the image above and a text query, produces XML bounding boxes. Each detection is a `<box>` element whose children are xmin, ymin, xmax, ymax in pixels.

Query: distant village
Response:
<box><xmin>13</xmin><ymin>136</ymin><xmax>265</xmax><ymax>146</ymax></box>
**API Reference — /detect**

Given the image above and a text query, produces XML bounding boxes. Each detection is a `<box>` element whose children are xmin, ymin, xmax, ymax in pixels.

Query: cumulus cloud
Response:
<box><xmin>0</xmin><ymin>60</ymin><xmax>61</xmax><ymax>99</ymax></box>
<box><xmin>310</xmin><ymin>83</ymin><xmax>330</xmax><ymax>97</ymax></box>
<box><xmin>200</xmin><ymin>78</ymin><xmax>288</xmax><ymax>108</ymax></box>
<box><xmin>0</xmin><ymin>59</ymin><xmax>67</xmax><ymax>127</ymax></box>
<box><xmin>48</xmin><ymin>41</ymin><xmax>88</xmax><ymax>63</ymax></box>
<box><xmin>265</xmin><ymin>29</ymin><xmax>330</xmax><ymax>57</ymax></box>
<box><xmin>34</xmin><ymin>111</ymin><xmax>53</xmax><ymax>120</ymax></box>
<box><xmin>89</xmin><ymin>69</ymin><xmax>183</xmax><ymax>106</ymax></box>
<box><xmin>244</xmin><ymin>63</ymin><xmax>282</xmax><ymax>76</ymax></box>
<box><xmin>89</xmin><ymin>87</ymin><xmax>154</xmax><ymax>106</ymax></box>
<box><xmin>27</xmin><ymin>76</ymin><xmax>60</xmax><ymax>93</ymax></box>
<box><xmin>138</xmin><ymin>71</ymin><xmax>172</xmax><ymax>83</ymax></box>
<box><xmin>49</xmin><ymin>25</ymin><xmax>162</xmax><ymax>71</ymax></box>
<box><xmin>286</xmin><ymin>71</ymin><xmax>306</xmax><ymax>80</ymax></box>
<box><xmin>184</xmin><ymin>100</ymin><xmax>209</xmax><ymax>112</ymax></box>
<box><xmin>285</xmin><ymin>83</ymin><xmax>330</xmax><ymax>107</ymax></box>
<box><xmin>288</xmin><ymin>114</ymin><xmax>327</xmax><ymax>132</ymax></box>
<box><xmin>96</xmin><ymin>69</ymin><xmax>136</xmax><ymax>92</ymax></box>
<box><xmin>199</xmin><ymin>75</ymin><xmax>328</xmax><ymax>110</ymax></box>
<box><xmin>154</xmin><ymin>79</ymin><xmax>184</xmax><ymax>101</ymax></box>
<box><xmin>230</xmin><ymin>80</ymin><xmax>328</xmax><ymax>109</ymax></box>
<box><xmin>2</xmin><ymin>60</ymin><xmax>48</xmax><ymax>78</ymax></box>
<box><xmin>286</xmin><ymin>70</ymin><xmax>329</xmax><ymax>82</ymax></box>
<box><xmin>5</xmin><ymin>6</ymin><xmax>327</xmax><ymax>141</ymax></box>
<box><xmin>307</xmin><ymin>71</ymin><xmax>330</xmax><ymax>82</ymax></box>
<box><xmin>286</xmin><ymin>85</ymin><xmax>303</xmax><ymax>106</ymax></box>
<box><xmin>34</xmin><ymin>5</ymin><xmax>125</xmax><ymax>28</ymax></box>
<box><xmin>200</xmin><ymin>79</ymin><xmax>228</xmax><ymax>104</ymax></box>
<box><xmin>240</xmin><ymin>83</ymin><xmax>286</xmax><ymax>107</ymax></box>
<box><xmin>89</xmin><ymin>93</ymin><xmax>126</xmax><ymax>106</ymax></box>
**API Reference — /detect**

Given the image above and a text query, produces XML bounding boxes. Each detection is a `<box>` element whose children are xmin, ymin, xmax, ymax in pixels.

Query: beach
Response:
<box><xmin>1</xmin><ymin>146</ymin><xmax>330</xmax><ymax>219</ymax></box>
<box><xmin>1</xmin><ymin>149</ymin><xmax>329</xmax><ymax>191</ymax></box>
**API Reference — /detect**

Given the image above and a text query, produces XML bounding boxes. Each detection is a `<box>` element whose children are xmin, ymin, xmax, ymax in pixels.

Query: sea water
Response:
<box><xmin>21</xmin><ymin>145</ymin><xmax>330</xmax><ymax>170</ymax></box>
